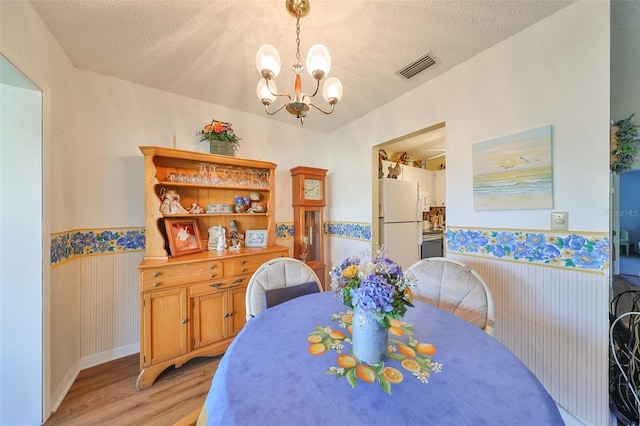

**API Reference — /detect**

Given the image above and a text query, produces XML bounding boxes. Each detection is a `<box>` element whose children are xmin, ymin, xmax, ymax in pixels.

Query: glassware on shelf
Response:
<box><xmin>208</xmin><ymin>165</ymin><xmax>220</xmax><ymax>185</ymax></box>
<box><xmin>167</xmin><ymin>172</ymin><xmax>178</xmax><ymax>182</ymax></box>
<box><xmin>239</xmin><ymin>169</ymin><xmax>248</xmax><ymax>186</ymax></box>
<box><xmin>199</xmin><ymin>163</ymin><xmax>210</xmax><ymax>185</ymax></box>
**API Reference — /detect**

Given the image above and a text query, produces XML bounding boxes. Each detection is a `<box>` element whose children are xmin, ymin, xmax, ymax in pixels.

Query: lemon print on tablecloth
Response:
<box><xmin>308</xmin><ymin>310</ymin><xmax>443</xmax><ymax>394</ymax></box>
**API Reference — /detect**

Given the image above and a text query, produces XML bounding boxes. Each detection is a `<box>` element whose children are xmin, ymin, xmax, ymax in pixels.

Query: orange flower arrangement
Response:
<box><xmin>198</xmin><ymin>119</ymin><xmax>241</xmax><ymax>153</ymax></box>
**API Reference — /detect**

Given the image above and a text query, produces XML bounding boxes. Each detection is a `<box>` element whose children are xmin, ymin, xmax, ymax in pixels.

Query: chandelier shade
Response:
<box><xmin>255</xmin><ymin>44</ymin><xmax>281</xmax><ymax>79</ymax></box>
<box><xmin>306</xmin><ymin>44</ymin><xmax>331</xmax><ymax>78</ymax></box>
<box><xmin>255</xmin><ymin>0</ymin><xmax>342</xmax><ymax>124</ymax></box>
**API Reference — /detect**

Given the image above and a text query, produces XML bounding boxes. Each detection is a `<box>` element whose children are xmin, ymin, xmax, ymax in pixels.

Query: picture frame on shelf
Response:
<box><xmin>245</xmin><ymin>229</ymin><xmax>267</xmax><ymax>247</ymax></box>
<box><xmin>164</xmin><ymin>218</ymin><xmax>203</xmax><ymax>257</ymax></box>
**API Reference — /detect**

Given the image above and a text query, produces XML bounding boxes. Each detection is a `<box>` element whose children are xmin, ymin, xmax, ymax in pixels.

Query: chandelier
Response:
<box><xmin>255</xmin><ymin>0</ymin><xmax>343</xmax><ymax>124</ymax></box>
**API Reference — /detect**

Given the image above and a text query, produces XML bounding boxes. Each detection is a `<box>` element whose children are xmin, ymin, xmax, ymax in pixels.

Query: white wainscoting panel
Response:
<box><xmin>79</xmin><ymin>252</ymin><xmax>143</xmax><ymax>358</ymax></box>
<box><xmin>448</xmin><ymin>253</ymin><xmax>608</xmax><ymax>426</ymax></box>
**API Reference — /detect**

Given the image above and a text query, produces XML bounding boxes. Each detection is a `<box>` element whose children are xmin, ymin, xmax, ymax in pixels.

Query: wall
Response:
<box><xmin>326</xmin><ymin>2</ymin><xmax>609</xmax><ymax>424</ymax></box>
<box><xmin>0</xmin><ymin>77</ymin><xmax>43</xmax><ymax>425</ymax></box>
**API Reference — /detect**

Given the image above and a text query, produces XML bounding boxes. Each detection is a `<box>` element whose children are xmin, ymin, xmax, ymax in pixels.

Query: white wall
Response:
<box><xmin>69</xmin><ymin>69</ymin><xmax>330</xmax><ymax>229</ymax></box>
<box><xmin>327</xmin><ymin>2</ymin><xmax>610</xmax><ymax>424</ymax></box>
<box><xmin>0</xmin><ymin>79</ymin><xmax>43</xmax><ymax>424</ymax></box>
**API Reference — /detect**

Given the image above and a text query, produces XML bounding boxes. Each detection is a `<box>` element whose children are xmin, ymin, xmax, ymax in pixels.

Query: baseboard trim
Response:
<box><xmin>556</xmin><ymin>402</ymin><xmax>588</xmax><ymax>426</ymax></box>
<box><xmin>50</xmin><ymin>359</ymin><xmax>80</xmax><ymax>415</ymax></box>
<box><xmin>48</xmin><ymin>343</ymin><xmax>139</xmax><ymax>418</ymax></box>
<box><xmin>78</xmin><ymin>343</ymin><xmax>139</xmax><ymax>370</ymax></box>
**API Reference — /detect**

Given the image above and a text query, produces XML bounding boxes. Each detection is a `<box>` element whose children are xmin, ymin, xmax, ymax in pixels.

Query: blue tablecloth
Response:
<box><xmin>203</xmin><ymin>292</ymin><xmax>563</xmax><ymax>425</ymax></box>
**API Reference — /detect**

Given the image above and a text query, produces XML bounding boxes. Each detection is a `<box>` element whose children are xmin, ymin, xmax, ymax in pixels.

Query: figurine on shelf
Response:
<box><xmin>188</xmin><ymin>202</ymin><xmax>204</xmax><ymax>214</ymax></box>
<box><xmin>207</xmin><ymin>226</ymin><xmax>218</xmax><ymax>251</ymax></box>
<box><xmin>160</xmin><ymin>187</ymin><xmax>189</xmax><ymax>215</ymax></box>
<box><xmin>248</xmin><ymin>192</ymin><xmax>266</xmax><ymax>213</ymax></box>
<box><xmin>216</xmin><ymin>225</ymin><xmax>227</xmax><ymax>252</ymax></box>
<box><xmin>228</xmin><ymin>220</ymin><xmax>244</xmax><ymax>250</ymax></box>
<box><xmin>233</xmin><ymin>195</ymin><xmax>250</xmax><ymax>213</ymax></box>
<box><xmin>387</xmin><ymin>162</ymin><xmax>401</xmax><ymax>179</ymax></box>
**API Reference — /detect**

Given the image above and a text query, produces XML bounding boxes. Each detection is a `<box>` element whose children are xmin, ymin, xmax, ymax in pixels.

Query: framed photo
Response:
<box><xmin>245</xmin><ymin>229</ymin><xmax>267</xmax><ymax>247</ymax></box>
<box><xmin>164</xmin><ymin>218</ymin><xmax>203</xmax><ymax>257</ymax></box>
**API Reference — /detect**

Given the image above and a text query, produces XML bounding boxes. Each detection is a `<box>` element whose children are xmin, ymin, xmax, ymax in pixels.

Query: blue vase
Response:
<box><xmin>352</xmin><ymin>308</ymin><xmax>388</xmax><ymax>364</ymax></box>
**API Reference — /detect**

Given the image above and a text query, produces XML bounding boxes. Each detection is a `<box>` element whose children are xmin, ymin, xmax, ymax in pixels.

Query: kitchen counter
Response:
<box><xmin>422</xmin><ymin>230</ymin><xmax>444</xmax><ymax>241</ymax></box>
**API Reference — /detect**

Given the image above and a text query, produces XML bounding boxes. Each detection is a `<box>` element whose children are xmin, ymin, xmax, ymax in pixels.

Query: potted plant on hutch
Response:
<box><xmin>199</xmin><ymin>119</ymin><xmax>241</xmax><ymax>156</ymax></box>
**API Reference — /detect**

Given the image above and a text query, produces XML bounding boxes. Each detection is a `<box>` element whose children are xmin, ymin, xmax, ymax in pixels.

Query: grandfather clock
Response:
<box><xmin>290</xmin><ymin>166</ymin><xmax>328</xmax><ymax>289</ymax></box>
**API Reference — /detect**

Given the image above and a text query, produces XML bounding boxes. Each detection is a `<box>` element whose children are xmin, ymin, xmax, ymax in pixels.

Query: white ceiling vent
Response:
<box><xmin>396</xmin><ymin>52</ymin><xmax>437</xmax><ymax>80</ymax></box>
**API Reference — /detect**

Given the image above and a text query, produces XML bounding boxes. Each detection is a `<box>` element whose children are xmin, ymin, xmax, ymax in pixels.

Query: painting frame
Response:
<box><xmin>472</xmin><ymin>126</ymin><xmax>553</xmax><ymax>211</ymax></box>
<box><xmin>245</xmin><ymin>229</ymin><xmax>267</xmax><ymax>247</ymax></box>
<box><xmin>164</xmin><ymin>218</ymin><xmax>203</xmax><ymax>257</ymax></box>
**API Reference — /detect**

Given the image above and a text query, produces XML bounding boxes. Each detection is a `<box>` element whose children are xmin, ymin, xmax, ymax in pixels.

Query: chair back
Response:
<box><xmin>620</xmin><ymin>229</ymin><xmax>629</xmax><ymax>242</ymax></box>
<box><xmin>407</xmin><ymin>257</ymin><xmax>495</xmax><ymax>336</ymax></box>
<box><xmin>245</xmin><ymin>257</ymin><xmax>322</xmax><ymax>321</ymax></box>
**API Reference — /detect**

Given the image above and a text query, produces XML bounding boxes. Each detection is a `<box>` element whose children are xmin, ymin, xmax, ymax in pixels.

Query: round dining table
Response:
<box><xmin>201</xmin><ymin>291</ymin><xmax>563</xmax><ymax>425</ymax></box>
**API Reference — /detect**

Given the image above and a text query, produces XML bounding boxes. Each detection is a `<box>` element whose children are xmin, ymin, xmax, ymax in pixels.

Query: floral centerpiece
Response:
<box><xmin>199</xmin><ymin>119</ymin><xmax>241</xmax><ymax>156</ymax></box>
<box><xmin>330</xmin><ymin>247</ymin><xmax>415</xmax><ymax>364</ymax></box>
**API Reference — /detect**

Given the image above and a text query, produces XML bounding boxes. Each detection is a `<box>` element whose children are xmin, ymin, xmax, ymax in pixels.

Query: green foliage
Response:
<box><xmin>611</xmin><ymin>114</ymin><xmax>640</xmax><ymax>174</ymax></box>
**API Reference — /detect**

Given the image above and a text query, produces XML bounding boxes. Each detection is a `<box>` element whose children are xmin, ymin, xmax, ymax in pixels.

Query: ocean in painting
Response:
<box><xmin>472</xmin><ymin>126</ymin><xmax>553</xmax><ymax>210</ymax></box>
<box><xmin>473</xmin><ymin>166</ymin><xmax>553</xmax><ymax>210</ymax></box>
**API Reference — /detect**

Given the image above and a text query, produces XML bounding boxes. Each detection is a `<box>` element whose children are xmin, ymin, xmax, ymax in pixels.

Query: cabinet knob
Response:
<box><xmin>209</xmin><ymin>265</ymin><xmax>216</xmax><ymax>270</ymax></box>
<box><xmin>181</xmin><ymin>319</ymin><xmax>187</xmax><ymax>324</ymax></box>
<box><xmin>152</xmin><ymin>282</ymin><xmax>159</xmax><ymax>287</ymax></box>
<box><xmin>240</xmin><ymin>260</ymin><xmax>247</xmax><ymax>265</ymax></box>
<box><xmin>224</xmin><ymin>312</ymin><xmax>233</xmax><ymax>318</ymax></box>
<box><xmin>209</xmin><ymin>282</ymin><xmax>223</xmax><ymax>288</ymax></box>
<box><xmin>152</xmin><ymin>272</ymin><xmax>160</xmax><ymax>277</ymax></box>
<box><xmin>241</xmin><ymin>267</ymin><xmax>247</xmax><ymax>273</ymax></box>
<box><xmin>210</xmin><ymin>274</ymin><xmax>217</xmax><ymax>278</ymax></box>
<box><xmin>233</xmin><ymin>278</ymin><xmax>245</xmax><ymax>284</ymax></box>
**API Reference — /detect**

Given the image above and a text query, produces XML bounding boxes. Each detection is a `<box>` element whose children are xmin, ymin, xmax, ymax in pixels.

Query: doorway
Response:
<box><xmin>0</xmin><ymin>54</ymin><xmax>45</xmax><ymax>424</ymax></box>
<box><xmin>371</xmin><ymin>123</ymin><xmax>446</xmax><ymax>256</ymax></box>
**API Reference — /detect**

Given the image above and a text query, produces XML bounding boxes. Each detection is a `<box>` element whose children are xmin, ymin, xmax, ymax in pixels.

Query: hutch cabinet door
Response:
<box><xmin>142</xmin><ymin>287</ymin><xmax>188</xmax><ymax>367</ymax></box>
<box><xmin>191</xmin><ymin>291</ymin><xmax>226</xmax><ymax>349</ymax></box>
<box><xmin>229</xmin><ymin>285</ymin><xmax>248</xmax><ymax>337</ymax></box>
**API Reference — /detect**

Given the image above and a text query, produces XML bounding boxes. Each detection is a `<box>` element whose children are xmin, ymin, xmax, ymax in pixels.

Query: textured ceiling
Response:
<box><xmin>29</xmin><ymin>0</ymin><xmax>575</xmax><ymax>145</ymax></box>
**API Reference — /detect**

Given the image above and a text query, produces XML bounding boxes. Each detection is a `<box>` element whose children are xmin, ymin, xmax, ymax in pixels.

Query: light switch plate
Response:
<box><xmin>550</xmin><ymin>212</ymin><xmax>568</xmax><ymax>231</ymax></box>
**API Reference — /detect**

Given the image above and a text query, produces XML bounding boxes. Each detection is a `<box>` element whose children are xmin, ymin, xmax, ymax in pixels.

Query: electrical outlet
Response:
<box><xmin>550</xmin><ymin>212</ymin><xmax>568</xmax><ymax>231</ymax></box>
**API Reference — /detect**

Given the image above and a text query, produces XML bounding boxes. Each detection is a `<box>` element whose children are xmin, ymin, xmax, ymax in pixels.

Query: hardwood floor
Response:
<box><xmin>44</xmin><ymin>354</ymin><xmax>220</xmax><ymax>426</ymax></box>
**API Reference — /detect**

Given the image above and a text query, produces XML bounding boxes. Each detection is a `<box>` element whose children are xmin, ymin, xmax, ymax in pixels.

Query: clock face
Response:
<box><xmin>303</xmin><ymin>178</ymin><xmax>322</xmax><ymax>200</ymax></box>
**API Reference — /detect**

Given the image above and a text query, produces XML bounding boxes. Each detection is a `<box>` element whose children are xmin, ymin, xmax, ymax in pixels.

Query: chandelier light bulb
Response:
<box><xmin>256</xmin><ymin>44</ymin><xmax>281</xmax><ymax>78</ymax></box>
<box><xmin>254</xmin><ymin>0</ymin><xmax>342</xmax><ymax>124</ymax></box>
<box><xmin>256</xmin><ymin>79</ymin><xmax>277</xmax><ymax>104</ymax></box>
<box><xmin>306</xmin><ymin>44</ymin><xmax>331</xmax><ymax>79</ymax></box>
<box><xmin>322</xmin><ymin>77</ymin><xmax>343</xmax><ymax>104</ymax></box>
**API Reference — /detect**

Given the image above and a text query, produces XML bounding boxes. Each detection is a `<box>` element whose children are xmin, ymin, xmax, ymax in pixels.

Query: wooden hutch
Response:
<box><xmin>136</xmin><ymin>146</ymin><xmax>288</xmax><ymax>389</ymax></box>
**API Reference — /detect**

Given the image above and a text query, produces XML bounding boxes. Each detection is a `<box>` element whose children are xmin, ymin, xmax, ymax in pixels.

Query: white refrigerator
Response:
<box><xmin>379</xmin><ymin>179</ymin><xmax>422</xmax><ymax>269</ymax></box>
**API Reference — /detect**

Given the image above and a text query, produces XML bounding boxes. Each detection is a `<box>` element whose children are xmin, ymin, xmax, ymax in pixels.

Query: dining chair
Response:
<box><xmin>245</xmin><ymin>257</ymin><xmax>322</xmax><ymax>321</ymax></box>
<box><xmin>620</xmin><ymin>229</ymin><xmax>631</xmax><ymax>256</ymax></box>
<box><xmin>407</xmin><ymin>257</ymin><xmax>495</xmax><ymax>336</ymax></box>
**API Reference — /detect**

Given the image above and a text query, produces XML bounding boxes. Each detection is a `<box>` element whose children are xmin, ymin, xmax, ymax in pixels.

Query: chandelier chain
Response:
<box><xmin>295</xmin><ymin>8</ymin><xmax>301</xmax><ymax>66</ymax></box>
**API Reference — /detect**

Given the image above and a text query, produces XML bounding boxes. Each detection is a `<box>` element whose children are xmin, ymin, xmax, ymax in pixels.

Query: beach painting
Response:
<box><xmin>473</xmin><ymin>126</ymin><xmax>553</xmax><ymax>210</ymax></box>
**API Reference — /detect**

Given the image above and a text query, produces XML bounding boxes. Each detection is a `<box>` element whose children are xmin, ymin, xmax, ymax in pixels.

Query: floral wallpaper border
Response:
<box><xmin>51</xmin><ymin>227</ymin><xmax>146</xmax><ymax>266</ymax></box>
<box><xmin>50</xmin><ymin>224</ymin><xmax>608</xmax><ymax>273</ymax></box>
<box><xmin>51</xmin><ymin>221</ymin><xmax>373</xmax><ymax>265</ymax></box>
<box><xmin>276</xmin><ymin>222</ymin><xmax>371</xmax><ymax>242</ymax></box>
<box><xmin>446</xmin><ymin>227</ymin><xmax>609</xmax><ymax>273</ymax></box>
